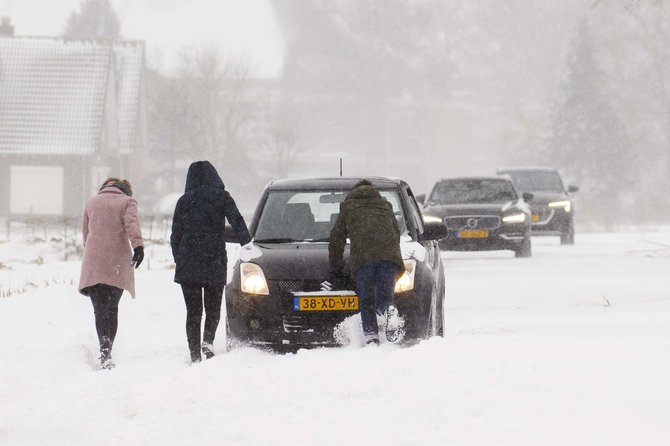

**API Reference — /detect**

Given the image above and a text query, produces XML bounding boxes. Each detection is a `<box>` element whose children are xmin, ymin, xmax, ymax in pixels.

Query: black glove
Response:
<box><xmin>132</xmin><ymin>246</ymin><xmax>144</xmax><ymax>269</ymax></box>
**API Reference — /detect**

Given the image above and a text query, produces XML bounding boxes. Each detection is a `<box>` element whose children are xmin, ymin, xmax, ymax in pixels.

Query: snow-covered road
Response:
<box><xmin>1</xmin><ymin>231</ymin><xmax>669</xmax><ymax>445</ymax></box>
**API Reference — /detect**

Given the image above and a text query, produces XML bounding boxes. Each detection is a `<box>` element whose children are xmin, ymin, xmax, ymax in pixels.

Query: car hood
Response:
<box><xmin>251</xmin><ymin>243</ymin><xmax>336</xmax><ymax>281</ymax></box>
<box><xmin>424</xmin><ymin>202</ymin><xmax>514</xmax><ymax>217</ymax></box>
<box><xmin>243</xmin><ymin>239</ymin><xmax>425</xmax><ymax>281</ymax></box>
<box><xmin>525</xmin><ymin>191</ymin><xmax>569</xmax><ymax>205</ymax></box>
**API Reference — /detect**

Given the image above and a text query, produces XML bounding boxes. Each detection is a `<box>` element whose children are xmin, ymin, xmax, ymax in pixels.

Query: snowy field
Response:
<box><xmin>1</xmin><ymin>230</ymin><xmax>669</xmax><ymax>445</ymax></box>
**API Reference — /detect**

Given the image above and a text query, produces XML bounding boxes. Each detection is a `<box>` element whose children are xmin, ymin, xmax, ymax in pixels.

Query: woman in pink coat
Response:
<box><xmin>79</xmin><ymin>178</ymin><xmax>144</xmax><ymax>370</ymax></box>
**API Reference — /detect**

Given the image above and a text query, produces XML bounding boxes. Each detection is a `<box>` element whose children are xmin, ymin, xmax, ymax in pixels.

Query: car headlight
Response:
<box><xmin>502</xmin><ymin>212</ymin><xmax>526</xmax><ymax>223</ymax></box>
<box><xmin>240</xmin><ymin>262</ymin><xmax>269</xmax><ymax>295</ymax></box>
<box><xmin>422</xmin><ymin>215</ymin><xmax>442</xmax><ymax>224</ymax></box>
<box><xmin>395</xmin><ymin>259</ymin><xmax>417</xmax><ymax>293</ymax></box>
<box><xmin>548</xmin><ymin>200</ymin><xmax>571</xmax><ymax>212</ymax></box>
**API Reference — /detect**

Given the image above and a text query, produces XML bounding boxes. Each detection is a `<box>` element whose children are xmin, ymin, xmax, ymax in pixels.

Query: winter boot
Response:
<box><xmin>385</xmin><ymin>305</ymin><xmax>404</xmax><ymax>343</ymax></box>
<box><xmin>364</xmin><ymin>332</ymin><xmax>380</xmax><ymax>346</ymax></box>
<box><xmin>99</xmin><ymin>337</ymin><xmax>115</xmax><ymax>370</ymax></box>
<box><xmin>202</xmin><ymin>342</ymin><xmax>215</xmax><ymax>359</ymax></box>
<box><xmin>190</xmin><ymin>349</ymin><xmax>202</xmax><ymax>364</ymax></box>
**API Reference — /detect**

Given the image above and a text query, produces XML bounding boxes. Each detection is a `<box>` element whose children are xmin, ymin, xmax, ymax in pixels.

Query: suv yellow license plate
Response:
<box><xmin>532</xmin><ymin>214</ymin><xmax>540</xmax><ymax>222</ymax></box>
<box><xmin>293</xmin><ymin>296</ymin><xmax>359</xmax><ymax>311</ymax></box>
<box><xmin>458</xmin><ymin>230</ymin><xmax>489</xmax><ymax>238</ymax></box>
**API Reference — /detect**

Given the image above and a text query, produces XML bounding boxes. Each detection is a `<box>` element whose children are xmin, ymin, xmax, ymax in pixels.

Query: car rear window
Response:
<box><xmin>429</xmin><ymin>179</ymin><xmax>517</xmax><ymax>205</ymax></box>
<box><xmin>255</xmin><ymin>189</ymin><xmax>408</xmax><ymax>242</ymax></box>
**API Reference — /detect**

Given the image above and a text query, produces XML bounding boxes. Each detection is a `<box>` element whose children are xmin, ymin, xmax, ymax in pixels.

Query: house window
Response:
<box><xmin>10</xmin><ymin>166</ymin><xmax>64</xmax><ymax>215</ymax></box>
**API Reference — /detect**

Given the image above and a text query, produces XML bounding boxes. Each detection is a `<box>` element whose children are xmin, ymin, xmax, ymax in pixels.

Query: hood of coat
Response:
<box><xmin>342</xmin><ymin>184</ymin><xmax>389</xmax><ymax>211</ymax></box>
<box><xmin>185</xmin><ymin>161</ymin><xmax>225</xmax><ymax>192</ymax></box>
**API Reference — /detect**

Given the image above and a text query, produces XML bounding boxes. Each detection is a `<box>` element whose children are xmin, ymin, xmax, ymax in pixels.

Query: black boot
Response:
<box><xmin>202</xmin><ymin>342</ymin><xmax>215</xmax><ymax>359</ymax></box>
<box><xmin>99</xmin><ymin>337</ymin><xmax>115</xmax><ymax>370</ymax></box>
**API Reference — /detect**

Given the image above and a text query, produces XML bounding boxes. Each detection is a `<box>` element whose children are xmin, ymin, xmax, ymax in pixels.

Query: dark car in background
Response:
<box><xmin>497</xmin><ymin>167</ymin><xmax>578</xmax><ymax>245</ymax></box>
<box><xmin>420</xmin><ymin>176</ymin><xmax>533</xmax><ymax>257</ymax></box>
<box><xmin>224</xmin><ymin>176</ymin><xmax>449</xmax><ymax>350</ymax></box>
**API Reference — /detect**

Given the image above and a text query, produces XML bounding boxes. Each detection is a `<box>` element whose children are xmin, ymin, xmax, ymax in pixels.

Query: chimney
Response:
<box><xmin>1</xmin><ymin>17</ymin><xmax>14</xmax><ymax>37</ymax></box>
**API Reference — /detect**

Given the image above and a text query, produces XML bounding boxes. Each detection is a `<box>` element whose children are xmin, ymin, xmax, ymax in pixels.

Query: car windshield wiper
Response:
<box><xmin>254</xmin><ymin>237</ymin><xmax>303</xmax><ymax>244</ymax></box>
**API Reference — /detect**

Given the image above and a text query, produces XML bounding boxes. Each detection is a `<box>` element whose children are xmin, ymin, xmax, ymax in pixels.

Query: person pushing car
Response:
<box><xmin>328</xmin><ymin>179</ymin><xmax>405</xmax><ymax>345</ymax></box>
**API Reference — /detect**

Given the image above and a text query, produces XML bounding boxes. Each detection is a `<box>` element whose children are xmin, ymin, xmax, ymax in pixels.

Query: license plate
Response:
<box><xmin>531</xmin><ymin>214</ymin><xmax>540</xmax><ymax>222</ymax></box>
<box><xmin>458</xmin><ymin>230</ymin><xmax>489</xmax><ymax>238</ymax></box>
<box><xmin>293</xmin><ymin>295</ymin><xmax>359</xmax><ymax>311</ymax></box>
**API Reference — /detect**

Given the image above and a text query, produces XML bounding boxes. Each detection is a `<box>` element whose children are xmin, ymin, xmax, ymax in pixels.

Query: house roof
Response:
<box><xmin>0</xmin><ymin>36</ymin><xmax>144</xmax><ymax>156</ymax></box>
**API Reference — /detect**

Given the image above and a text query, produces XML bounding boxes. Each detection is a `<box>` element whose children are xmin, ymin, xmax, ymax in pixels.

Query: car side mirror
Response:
<box><xmin>522</xmin><ymin>192</ymin><xmax>534</xmax><ymax>203</ymax></box>
<box><xmin>421</xmin><ymin>221</ymin><xmax>449</xmax><ymax>242</ymax></box>
<box><xmin>415</xmin><ymin>194</ymin><xmax>426</xmax><ymax>206</ymax></box>
<box><xmin>223</xmin><ymin>224</ymin><xmax>243</xmax><ymax>243</ymax></box>
<box><xmin>567</xmin><ymin>185</ymin><xmax>579</xmax><ymax>194</ymax></box>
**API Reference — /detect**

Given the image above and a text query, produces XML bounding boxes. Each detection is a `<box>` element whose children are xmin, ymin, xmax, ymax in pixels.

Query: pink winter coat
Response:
<box><xmin>78</xmin><ymin>187</ymin><xmax>144</xmax><ymax>298</ymax></box>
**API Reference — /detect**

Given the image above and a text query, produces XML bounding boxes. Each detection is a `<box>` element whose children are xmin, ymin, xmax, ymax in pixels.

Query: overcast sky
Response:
<box><xmin>0</xmin><ymin>0</ymin><xmax>284</xmax><ymax>77</ymax></box>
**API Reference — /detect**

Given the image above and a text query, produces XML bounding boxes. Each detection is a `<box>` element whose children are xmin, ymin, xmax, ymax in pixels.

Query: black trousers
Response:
<box><xmin>180</xmin><ymin>283</ymin><xmax>224</xmax><ymax>357</ymax></box>
<box><xmin>88</xmin><ymin>284</ymin><xmax>123</xmax><ymax>354</ymax></box>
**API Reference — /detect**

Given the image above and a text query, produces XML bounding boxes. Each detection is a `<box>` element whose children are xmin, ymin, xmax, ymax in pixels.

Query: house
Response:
<box><xmin>0</xmin><ymin>22</ymin><xmax>146</xmax><ymax>218</ymax></box>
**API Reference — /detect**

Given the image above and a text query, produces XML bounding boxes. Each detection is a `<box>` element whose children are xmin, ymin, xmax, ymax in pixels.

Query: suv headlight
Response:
<box><xmin>240</xmin><ymin>263</ymin><xmax>269</xmax><ymax>295</ymax></box>
<box><xmin>502</xmin><ymin>212</ymin><xmax>526</xmax><ymax>223</ymax></box>
<box><xmin>548</xmin><ymin>200</ymin><xmax>571</xmax><ymax>212</ymax></box>
<box><xmin>395</xmin><ymin>259</ymin><xmax>417</xmax><ymax>293</ymax></box>
<box><xmin>422</xmin><ymin>215</ymin><xmax>442</xmax><ymax>224</ymax></box>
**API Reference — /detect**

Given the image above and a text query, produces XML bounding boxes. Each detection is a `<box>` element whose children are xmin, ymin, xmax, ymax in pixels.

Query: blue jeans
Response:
<box><xmin>355</xmin><ymin>261</ymin><xmax>400</xmax><ymax>338</ymax></box>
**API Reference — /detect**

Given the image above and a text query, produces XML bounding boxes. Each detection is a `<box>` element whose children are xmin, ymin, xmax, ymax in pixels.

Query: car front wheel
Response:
<box><xmin>560</xmin><ymin>220</ymin><xmax>575</xmax><ymax>245</ymax></box>
<box><xmin>515</xmin><ymin>231</ymin><xmax>532</xmax><ymax>258</ymax></box>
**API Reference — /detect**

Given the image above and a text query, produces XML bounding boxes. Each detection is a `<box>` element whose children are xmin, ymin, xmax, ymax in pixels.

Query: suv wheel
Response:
<box><xmin>560</xmin><ymin>220</ymin><xmax>575</xmax><ymax>245</ymax></box>
<box><xmin>515</xmin><ymin>230</ymin><xmax>532</xmax><ymax>258</ymax></box>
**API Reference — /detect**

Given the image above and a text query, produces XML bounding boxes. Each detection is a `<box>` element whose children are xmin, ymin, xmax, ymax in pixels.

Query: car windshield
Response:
<box><xmin>429</xmin><ymin>179</ymin><xmax>517</xmax><ymax>205</ymax></box>
<box><xmin>503</xmin><ymin>171</ymin><xmax>564</xmax><ymax>192</ymax></box>
<box><xmin>254</xmin><ymin>189</ymin><xmax>408</xmax><ymax>242</ymax></box>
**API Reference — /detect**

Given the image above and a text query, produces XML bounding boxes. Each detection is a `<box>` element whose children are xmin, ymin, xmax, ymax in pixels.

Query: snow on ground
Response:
<box><xmin>1</xmin><ymin>231</ymin><xmax>669</xmax><ymax>445</ymax></box>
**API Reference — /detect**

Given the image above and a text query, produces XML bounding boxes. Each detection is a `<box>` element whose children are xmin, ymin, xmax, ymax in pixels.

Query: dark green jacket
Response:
<box><xmin>329</xmin><ymin>184</ymin><xmax>405</xmax><ymax>277</ymax></box>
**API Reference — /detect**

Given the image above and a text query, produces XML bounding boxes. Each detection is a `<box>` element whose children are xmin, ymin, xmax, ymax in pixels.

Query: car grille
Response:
<box><xmin>531</xmin><ymin>206</ymin><xmax>554</xmax><ymax>224</ymax></box>
<box><xmin>272</xmin><ymin>279</ymin><xmax>322</xmax><ymax>294</ymax></box>
<box><xmin>269</xmin><ymin>279</ymin><xmax>354</xmax><ymax>334</ymax></box>
<box><xmin>444</xmin><ymin>215</ymin><xmax>501</xmax><ymax>230</ymax></box>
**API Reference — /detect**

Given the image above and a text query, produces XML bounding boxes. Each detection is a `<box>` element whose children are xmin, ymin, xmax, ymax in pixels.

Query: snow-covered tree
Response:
<box><xmin>63</xmin><ymin>0</ymin><xmax>121</xmax><ymax>40</ymax></box>
<box><xmin>546</xmin><ymin>18</ymin><xmax>635</xmax><ymax>226</ymax></box>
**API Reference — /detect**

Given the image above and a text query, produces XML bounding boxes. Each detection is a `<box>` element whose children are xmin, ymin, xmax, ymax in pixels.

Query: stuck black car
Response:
<box><xmin>497</xmin><ymin>167</ymin><xmax>578</xmax><ymax>245</ymax></box>
<box><xmin>420</xmin><ymin>176</ymin><xmax>533</xmax><ymax>257</ymax></box>
<box><xmin>224</xmin><ymin>177</ymin><xmax>448</xmax><ymax>350</ymax></box>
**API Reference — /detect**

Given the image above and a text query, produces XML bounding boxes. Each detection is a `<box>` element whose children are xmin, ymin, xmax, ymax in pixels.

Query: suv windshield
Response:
<box><xmin>429</xmin><ymin>179</ymin><xmax>517</xmax><ymax>205</ymax></box>
<box><xmin>503</xmin><ymin>171</ymin><xmax>564</xmax><ymax>192</ymax></box>
<box><xmin>255</xmin><ymin>189</ymin><xmax>408</xmax><ymax>242</ymax></box>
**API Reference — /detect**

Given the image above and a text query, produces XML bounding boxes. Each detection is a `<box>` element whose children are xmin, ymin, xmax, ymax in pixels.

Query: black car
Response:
<box><xmin>497</xmin><ymin>167</ymin><xmax>578</xmax><ymax>245</ymax></box>
<box><xmin>224</xmin><ymin>176</ymin><xmax>448</xmax><ymax>350</ymax></box>
<box><xmin>419</xmin><ymin>176</ymin><xmax>533</xmax><ymax>257</ymax></box>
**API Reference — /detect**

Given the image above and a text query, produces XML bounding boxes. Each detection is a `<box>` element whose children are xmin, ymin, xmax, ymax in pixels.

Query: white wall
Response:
<box><xmin>10</xmin><ymin>166</ymin><xmax>64</xmax><ymax>215</ymax></box>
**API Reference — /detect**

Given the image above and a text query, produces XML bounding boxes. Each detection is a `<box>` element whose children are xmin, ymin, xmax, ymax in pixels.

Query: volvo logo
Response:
<box><xmin>465</xmin><ymin>218</ymin><xmax>478</xmax><ymax>229</ymax></box>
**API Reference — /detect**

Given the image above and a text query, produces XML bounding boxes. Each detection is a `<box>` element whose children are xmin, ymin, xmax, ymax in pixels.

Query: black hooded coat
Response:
<box><xmin>170</xmin><ymin>161</ymin><xmax>251</xmax><ymax>285</ymax></box>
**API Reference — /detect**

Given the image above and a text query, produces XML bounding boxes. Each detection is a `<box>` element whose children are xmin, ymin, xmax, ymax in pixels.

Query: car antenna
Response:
<box><xmin>339</xmin><ymin>158</ymin><xmax>343</xmax><ymax>177</ymax></box>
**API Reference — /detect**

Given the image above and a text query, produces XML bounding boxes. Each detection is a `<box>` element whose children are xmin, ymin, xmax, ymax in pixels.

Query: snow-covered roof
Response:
<box><xmin>0</xmin><ymin>36</ymin><xmax>144</xmax><ymax>156</ymax></box>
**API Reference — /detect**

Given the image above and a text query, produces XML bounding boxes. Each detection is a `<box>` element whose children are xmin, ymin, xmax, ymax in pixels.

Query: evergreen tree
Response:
<box><xmin>547</xmin><ymin>18</ymin><xmax>634</xmax><ymax>226</ymax></box>
<box><xmin>64</xmin><ymin>0</ymin><xmax>121</xmax><ymax>40</ymax></box>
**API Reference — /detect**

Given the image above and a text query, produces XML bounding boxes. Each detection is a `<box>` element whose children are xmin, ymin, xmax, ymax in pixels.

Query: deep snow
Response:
<box><xmin>1</xmin><ymin>231</ymin><xmax>669</xmax><ymax>445</ymax></box>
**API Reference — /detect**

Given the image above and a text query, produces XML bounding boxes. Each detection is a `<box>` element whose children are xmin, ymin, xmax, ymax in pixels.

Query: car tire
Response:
<box><xmin>435</xmin><ymin>274</ymin><xmax>445</xmax><ymax>337</ymax></box>
<box><xmin>515</xmin><ymin>231</ymin><xmax>532</xmax><ymax>258</ymax></box>
<box><xmin>560</xmin><ymin>220</ymin><xmax>575</xmax><ymax>245</ymax></box>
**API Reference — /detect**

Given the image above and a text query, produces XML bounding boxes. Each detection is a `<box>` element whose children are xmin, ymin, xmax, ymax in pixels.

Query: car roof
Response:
<box><xmin>436</xmin><ymin>175</ymin><xmax>514</xmax><ymax>183</ymax></box>
<box><xmin>497</xmin><ymin>166</ymin><xmax>559</xmax><ymax>173</ymax></box>
<box><xmin>266</xmin><ymin>176</ymin><xmax>404</xmax><ymax>191</ymax></box>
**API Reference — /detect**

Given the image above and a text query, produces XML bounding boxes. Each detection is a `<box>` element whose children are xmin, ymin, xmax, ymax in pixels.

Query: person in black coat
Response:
<box><xmin>170</xmin><ymin>161</ymin><xmax>252</xmax><ymax>363</ymax></box>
